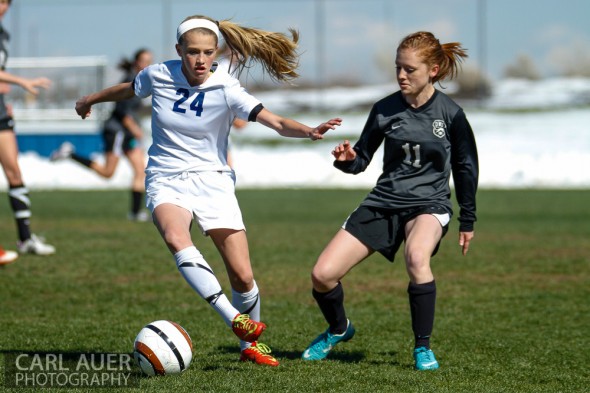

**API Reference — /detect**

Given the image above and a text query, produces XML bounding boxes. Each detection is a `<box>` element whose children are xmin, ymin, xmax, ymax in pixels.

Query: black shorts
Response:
<box><xmin>102</xmin><ymin>129</ymin><xmax>137</xmax><ymax>155</ymax></box>
<box><xmin>0</xmin><ymin>116</ymin><xmax>15</xmax><ymax>131</ymax></box>
<box><xmin>343</xmin><ymin>205</ymin><xmax>451</xmax><ymax>262</ymax></box>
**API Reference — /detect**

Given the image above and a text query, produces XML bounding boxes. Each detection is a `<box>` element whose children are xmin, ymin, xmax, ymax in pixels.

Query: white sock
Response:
<box><xmin>232</xmin><ymin>281</ymin><xmax>261</xmax><ymax>350</ymax></box>
<box><xmin>175</xmin><ymin>246</ymin><xmax>237</xmax><ymax>327</ymax></box>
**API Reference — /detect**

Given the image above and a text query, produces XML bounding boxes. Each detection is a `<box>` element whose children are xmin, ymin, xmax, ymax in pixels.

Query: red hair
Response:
<box><xmin>398</xmin><ymin>31</ymin><xmax>468</xmax><ymax>83</ymax></box>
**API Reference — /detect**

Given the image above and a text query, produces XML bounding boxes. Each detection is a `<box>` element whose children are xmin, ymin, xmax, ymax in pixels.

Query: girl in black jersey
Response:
<box><xmin>302</xmin><ymin>31</ymin><xmax>479</xmax><ymax>370</ymax></box>
<box><xmin>0</xmin><ymin>0</ymin><xmax>55</xmax><ymax>256</ymax></box>
<box><xmin>51</xmin><ymin>49</ymin><xmax>153</xmax><ymax>221</ymax></box>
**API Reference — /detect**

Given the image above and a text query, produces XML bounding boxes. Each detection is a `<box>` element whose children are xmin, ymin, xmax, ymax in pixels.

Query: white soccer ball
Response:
<box><xmin>133</xmin><ymin>320</ymin><xmax>193</xmax><ymax>376</ymax></box>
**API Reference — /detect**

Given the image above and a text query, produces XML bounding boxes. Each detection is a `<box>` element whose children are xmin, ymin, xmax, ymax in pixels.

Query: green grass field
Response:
<box><xmin>0</xmin><ymin>189</ymin><xmax>588</xmax><ymax>392</ymax></box>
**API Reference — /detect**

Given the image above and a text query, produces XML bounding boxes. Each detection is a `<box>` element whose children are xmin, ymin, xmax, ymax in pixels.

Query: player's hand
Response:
<box><xmin>332</xmin><ymin>140</ymin><xmax>357</xmax><ymax>161</ymax></box>
<box><xmin>309</xmin><ymin>117</ymin><xmax>342</xmax><ymax>140</ymax></box>
<box><xmin>22</xmin><ymin>77</ymin><xmax>51</xmax><ymax>96</ymax></box>
<box><xmin>75</xmin><ymin>96</ymin><xmax>93</xmax><ymax>119</ymax></box>
<box><xmin>459</xmin><ymin>231</ymin><xmax>474</xmax><ymax>256</ymax></box>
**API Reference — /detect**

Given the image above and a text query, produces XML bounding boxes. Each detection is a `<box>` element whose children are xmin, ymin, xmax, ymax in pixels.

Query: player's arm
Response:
<box><xmin>75</xmin><ymin>82</ymin><xmax>135</xmax><ymax>120</ymax></box>
<box><xmin>333</xmin><ymin>105</ymin><xmax>383</xmax><ymax>174</ymax></box>
<box><xmin>255</xmin><ymin>107</ymin><xmax>341</xmax><ymax>140</ymax></box>
<box><xmin>0</xmin><ymin>70</ymin><xmax>51</xmax><ymax>95</ymax></box>
<box><xmin>450</xmin><ymin>109</ymin><xmax>479</xmax><ymax>255</ymax></box>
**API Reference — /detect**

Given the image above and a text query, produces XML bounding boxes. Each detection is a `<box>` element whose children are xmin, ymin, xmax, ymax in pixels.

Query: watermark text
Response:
<box><xmin>4</xmin><ymin>352</ymin><xmax>140</xmax><ymax>388</ymax></box>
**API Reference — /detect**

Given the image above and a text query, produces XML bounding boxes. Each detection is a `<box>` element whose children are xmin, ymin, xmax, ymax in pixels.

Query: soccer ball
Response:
<box><xmin>133</xmin><ymin>320</ymin><xmax>193</xmax><ymax>376</ymax></box>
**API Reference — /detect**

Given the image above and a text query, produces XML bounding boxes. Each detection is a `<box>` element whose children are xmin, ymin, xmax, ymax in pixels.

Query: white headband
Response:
<box><xmin>177</xmin><ymin>19</ymin><xmax>220</xmax><ymax>42</ymax></box>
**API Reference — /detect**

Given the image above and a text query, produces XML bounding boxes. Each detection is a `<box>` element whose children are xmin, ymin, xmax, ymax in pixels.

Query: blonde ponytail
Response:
<box><xmin>219</xmin><ymin>20</ymin><xmax>300</xmax><ymax>83</ymax></box>
<box><xmin>177</xmin><ymin>15</ymin><xmax>301</xmax><ymax>83</ymax></box>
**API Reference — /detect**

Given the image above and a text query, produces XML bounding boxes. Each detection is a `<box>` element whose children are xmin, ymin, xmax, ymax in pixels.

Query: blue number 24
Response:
<box><xmin>172</xmin><ymin>88</ymin><xmax>205</xmax><ymax>117</ymax></box>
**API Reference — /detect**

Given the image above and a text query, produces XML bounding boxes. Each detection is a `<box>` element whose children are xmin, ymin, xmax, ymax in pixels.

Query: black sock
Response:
<box><xmin>408</xmin><ymin>280</ymin><xmax>436</xmax><ymax>349</ymax></box>
<box><xmin>131</xmin><ymin>191</ymin><xmax>143</xmax><ymax>214</ymax></box>
<box><xmin>70</xmin><ymin>153</ymin><xmax>93</xmax><ymax>168</ymax></box>
<box><xmin>8</xmin><ymin>185</ymin><xmax>32</xmax><ymax>242</ymax></box>
<box><xmin>312</xmin><ymin>282</ymin><xmax>348</xmax><ymax>335</ymax></box>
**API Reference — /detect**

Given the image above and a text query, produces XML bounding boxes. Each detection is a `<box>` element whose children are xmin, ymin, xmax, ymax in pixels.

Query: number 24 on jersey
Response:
<box><xmin>173</xmin><ymin>89</ymin><xmax>205</xmax><ymax>117</ymax></box>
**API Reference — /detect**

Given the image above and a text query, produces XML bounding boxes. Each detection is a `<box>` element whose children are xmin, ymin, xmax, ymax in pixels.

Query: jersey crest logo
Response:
<box><xmin>432</xmin><ymin>120</ymin><xmax>446</xmax><ymax>138</ymax></box>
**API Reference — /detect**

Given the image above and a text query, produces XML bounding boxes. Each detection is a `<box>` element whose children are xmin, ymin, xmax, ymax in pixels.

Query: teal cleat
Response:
<box><xmin>302</xmin><ymin>320</ymin><xmax>355</xmax><ymax>361</ymax></box>
<box><xmin>413</xmin><ymin>346</ymin><xmax>439</xmax><ymax>370</ymax></box>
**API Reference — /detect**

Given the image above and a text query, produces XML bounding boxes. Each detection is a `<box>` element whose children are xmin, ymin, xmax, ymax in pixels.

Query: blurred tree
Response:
<box><xmin>375</xmin><ymin>45</ymin><xmax>396</xmax><ymax>81</ymax></box>
<box><xmin>503</xmin><ymin>54</ymin><xmax>541</xmax><ymax>80</ymax></box>
<box><xmin>452</xmin><ymin>64</ymin><xmax>491</xmax><ymax>99</ymax></box>
<box><xmin>549</xmin><ymin>41</ymin><xmax>590</xmax><ymax>77</ymax></box>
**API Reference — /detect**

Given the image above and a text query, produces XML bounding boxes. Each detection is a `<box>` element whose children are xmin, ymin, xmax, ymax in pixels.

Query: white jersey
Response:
<box><xmin>134</xmin><ymin>60</ymin><xmax>261</xmax><ymax>175</ymax></box>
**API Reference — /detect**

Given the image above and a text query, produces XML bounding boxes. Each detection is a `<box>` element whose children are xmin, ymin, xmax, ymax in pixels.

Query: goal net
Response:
<box><xmin>5</xmin><ymin>56</ymin><xmax>109</xmax><ymax>122</ymax></box>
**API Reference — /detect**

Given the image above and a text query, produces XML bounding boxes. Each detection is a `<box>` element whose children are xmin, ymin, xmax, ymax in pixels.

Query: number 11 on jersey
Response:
<box><xmin>402</xmin><ymin>143</ymin><xmax>422</xmax><ymax>168</ymax></box>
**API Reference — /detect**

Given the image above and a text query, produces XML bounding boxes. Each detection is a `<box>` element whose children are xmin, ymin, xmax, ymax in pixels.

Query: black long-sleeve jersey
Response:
<box><xmin>335</xmin><ymin>90</ymin><xmax>478</xmax><ymax>231</ymax></box>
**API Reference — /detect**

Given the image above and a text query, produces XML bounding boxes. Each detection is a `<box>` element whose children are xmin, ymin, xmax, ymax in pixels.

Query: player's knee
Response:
<box><xmin>405</xmin><ymin>246</ymin><xmax>430</xmax><ymax>267</ymax></box>
<box><xmin>100</xmin><ymin>169</ymin><xmax>116</xmax><ymax>179</ymax></box>
<box><xmin>229</xmin><ymin>272</ymin><xmax>254</xmax><ymax>292</ymax></box>
<box><xmin>311</xmin><ymin>265</ymin><xmax>335</xmax><ymax>289</ymax></box>
<box><xmin>162</xmin><ymin>229</ymin><xmax>192</xmax><ymax>253</ymax></box>
<box><xmin>406</xmin><ymin>252</ymin><xmax>433</xmax><ymax>281</ymax></box>
<box><xmin>3</xmin><ymin>167</ymin><xmax>22</xmax><ymax>185</ymax></box>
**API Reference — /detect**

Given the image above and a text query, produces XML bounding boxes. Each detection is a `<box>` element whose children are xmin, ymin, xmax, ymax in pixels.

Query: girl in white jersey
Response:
<box><xmin>75</xmin><ymin>15</ymin><xmax>341</xmax><ymax>367</ymax></box>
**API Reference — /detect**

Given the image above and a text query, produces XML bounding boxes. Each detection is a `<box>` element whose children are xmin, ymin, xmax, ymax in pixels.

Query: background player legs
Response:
<box><xmin>124</xmin><ymin>147</ymin><xmax>147</xmax><ymax>220</ymax></box>
<box><xmin>0</xmin><ymin>131</ymin><xmax>55</xmax><ymax>255</ymax></box>
<box><xmin>53</xmin><ymin>145</ymin><xmax>149</xmax><ymax>221</ymax></box>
